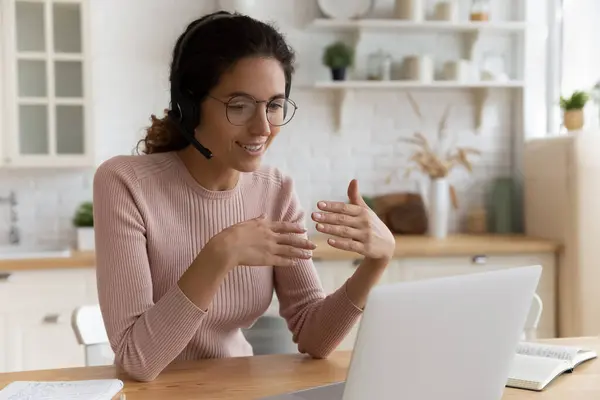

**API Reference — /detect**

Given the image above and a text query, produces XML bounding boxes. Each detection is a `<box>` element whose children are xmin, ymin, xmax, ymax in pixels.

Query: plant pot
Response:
<box><xmin>331</xmin><ymin>68</ymin><xmax>346</xmax><ymax>81</ymax></box>
<box><xmin>564</xmin><ymin>109</ymin><xmax>584</xmax><ymax>131</ymax></box>
<box><xmin>428</xmin><ymin>177</ymin><xmax>450</xmax><ymax>239</ymax></box>
<box><xmin>76</xmin><ymin>227</ymin><xmax>95</xmax><ymax>251</ymax></box>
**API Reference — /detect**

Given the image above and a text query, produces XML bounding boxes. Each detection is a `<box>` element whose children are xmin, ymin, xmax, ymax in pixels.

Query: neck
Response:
<box><xmin>177</xmin><ymin>146</ymin><xmax>240</xmax><ymax>191</ymax></box>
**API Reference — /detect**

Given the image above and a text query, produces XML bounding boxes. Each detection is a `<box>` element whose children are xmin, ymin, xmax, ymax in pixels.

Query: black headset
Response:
<box><xmin>169</xmin><ymin>12</ymin><xmax>292</xmax><ymax>160</ymax></box>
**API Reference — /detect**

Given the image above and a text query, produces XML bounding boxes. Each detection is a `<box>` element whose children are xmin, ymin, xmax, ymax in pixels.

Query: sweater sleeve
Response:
<box><xmin>272</xmin><ymin>173</ymin><xmax>363</xmax><ymax>358</ymax></box>
<box><xmin>93</xmin><ymin>157</ymin><xmax>207</xmax><ymax>382</ymax></box>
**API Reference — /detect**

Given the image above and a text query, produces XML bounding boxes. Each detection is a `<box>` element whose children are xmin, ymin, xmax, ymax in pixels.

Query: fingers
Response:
<box><xmin>277</xmin><ymin>234</ymin><xmax>316</xmax><ymax>250</ymax></box>
<box><xmin>269</xmin><ymin>221</ymin><xmax>307</xmax><ymax>234</ymax></box>
<box><xmin>326</xmin><ymin>237</ymin><xmax>366</xmax><ymax>255</ymax></box>
<box><xmin>314</xmin><ymin>223</ymin><xmax>366</xmax><ymax>241</ymax></box>
<box><xmin>316</xmin><ymin>201</ymin><xmax>363</xmax><ymax>216</ymax></box>
<box><xmin>275</xmin><ymin>244</ymin><xmax>313</xmax><ymax>260</ymax></box>
<box><xmin>311</xmin><ymin>210</ymin><xmax>365</xmax><ymax>228</ymax></box>
<box><xmin>268</xmin><ymin>255</ymin><xmax>296</xmax><ymax>268</ymax></box>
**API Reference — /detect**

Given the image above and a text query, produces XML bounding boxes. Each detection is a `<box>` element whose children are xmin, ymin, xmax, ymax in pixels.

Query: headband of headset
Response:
<box><xmin>169</xmin><ymin>12</ymin><xmax>292</xmax><ymax>160</ymax></box>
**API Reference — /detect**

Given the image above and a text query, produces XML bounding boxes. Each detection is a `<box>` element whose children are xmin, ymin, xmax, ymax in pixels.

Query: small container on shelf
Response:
<box><xmin>404</xmin><ymin>55</ymin><xmax>434</xmax><ymax>83</ymax></box>
<box><xmin>367</xmin><ymin>50</ymin><xmax>393</xmax><ymax>81</ymax></box>
<box><xmin>394</xmin><ymin>0</ymin><xmax>423</xmax><ymax>21</ymax></box>
<box><xmin>432</xmin><ymin>1</ymin><xmax>457</xmax><ymax>22</ymax></box>
<box><xmin>469</xmin><ymin>0</ymin><xmax>490</xmax><ymax>21</ymax></box>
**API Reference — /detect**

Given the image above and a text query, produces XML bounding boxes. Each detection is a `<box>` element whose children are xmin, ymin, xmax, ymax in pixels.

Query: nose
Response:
<box><xmin>248</xmin><ymin>104</ymin><xmax>271</xmax><ymax>136</ymax></box>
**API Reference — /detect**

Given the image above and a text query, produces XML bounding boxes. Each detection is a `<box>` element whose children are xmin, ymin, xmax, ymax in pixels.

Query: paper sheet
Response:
<box><xmin>0</xmin><ymin>379</ymin><xmax>124</xmax><ymax>400</ymax></box>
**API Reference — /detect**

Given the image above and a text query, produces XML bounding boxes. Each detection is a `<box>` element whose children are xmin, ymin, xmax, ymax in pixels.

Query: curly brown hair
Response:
<box><xmin>136</xmin><ymin>11</ymin><xmax>296</xmax><ymax>155</ymax></box>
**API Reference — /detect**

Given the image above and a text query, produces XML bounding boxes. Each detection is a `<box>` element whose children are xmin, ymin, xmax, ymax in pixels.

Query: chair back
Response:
<box><xmin>72</xmin><ymin>305</ymin><xmax>115</xmax><ymax>366</ymax></box>
<box><xmin>521</xmin><ymin>293</ymin><xmax>543</xmax><ymax>341</ymax></box>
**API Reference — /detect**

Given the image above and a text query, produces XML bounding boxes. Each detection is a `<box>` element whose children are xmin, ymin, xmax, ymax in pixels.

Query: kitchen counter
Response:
<box><xmin>0</xmin><ymin>234</ymin><xmax>560</xmax><ymax>272</ymax></box>
<box><xmin>0</xmin><ymin>251</ymin><xmax>95</xmax><ymax>272</ymax></box>
<box><xmin>0</xmin><ymin>337</ymin><xmax>596</xmax><ymax>399</ymax></box>
<box><xmin>311</xmin><ymin>233</ymin><xmax>561</xmax><ymax>260</ymax></box>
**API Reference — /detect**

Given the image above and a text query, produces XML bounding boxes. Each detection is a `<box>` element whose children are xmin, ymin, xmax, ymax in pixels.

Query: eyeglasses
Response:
<box><xmin>208</xmin><ymin>94</ymin><xmax>298</xmax><ymax>127</ymax></box>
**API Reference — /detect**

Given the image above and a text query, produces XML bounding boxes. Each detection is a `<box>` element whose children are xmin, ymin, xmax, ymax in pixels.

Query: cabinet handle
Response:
<box><xmin>0</xmin><ymin>273</ymin><xmax>11</xmax><ymax>282</ymax></box>
<box><xmin>42</xmin><ymin>314</ymin><xmax>61</xmax><ymax>324</ymax></box>
<box><xmin>472</xmin><ymin>255</ymin><xmax>487</xmax><ymax>265</ymax></box>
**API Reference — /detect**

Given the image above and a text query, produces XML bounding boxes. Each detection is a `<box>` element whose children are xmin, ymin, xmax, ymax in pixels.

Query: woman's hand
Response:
<box><xmin>311</xmin><ymin>179</ymin><xmax>395</xmax><ymax>263</ymax></box>
<box><xmin>214</xmin><ymin>215</ymin><xmax>316</xmax><ymax>269</ymax></box>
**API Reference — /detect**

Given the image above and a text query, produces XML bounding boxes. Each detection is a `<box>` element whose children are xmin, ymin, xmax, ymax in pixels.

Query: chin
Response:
<box><xmin>234</xmin><ymin>159</ymin><xmax>263</xmax><ymax>173</ymax></box>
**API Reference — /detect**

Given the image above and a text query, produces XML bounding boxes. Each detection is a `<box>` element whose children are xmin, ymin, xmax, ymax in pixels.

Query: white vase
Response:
<box><xmin>428</xmin><ymin>178</ymin><xmax>450</xmax><ymax>239</ymax></box>
<box><xmin>77</xmin><ymin>227</ymin><xmax>95</xmax><ymax>251</ymax></box>
<box><xmin>218</xmin><ymin>0</ymin><xmax>257</xmax><ymax>16</ymax></box>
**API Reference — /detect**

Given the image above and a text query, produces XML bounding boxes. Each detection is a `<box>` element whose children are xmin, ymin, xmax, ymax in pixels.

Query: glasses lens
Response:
<box><xmin>226</xmin><ymin>96</ymin><xmax>257</xmax><ymax>125</ymax></box>
<box><xmin>267</xmin><ymin>98</ymin><xmax>296</xmax><ymax>126</ymax></box>
<box><xmin>225</xmin><ymin>95</ymin><xmax>296</xmax><ymax>126</ymax></box>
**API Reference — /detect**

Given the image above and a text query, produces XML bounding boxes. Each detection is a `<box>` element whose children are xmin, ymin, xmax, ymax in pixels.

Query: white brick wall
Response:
<box><xmin>0</xmin><ymin>0</ymin><xmax>543</xmax><ymax>247</ymax></box>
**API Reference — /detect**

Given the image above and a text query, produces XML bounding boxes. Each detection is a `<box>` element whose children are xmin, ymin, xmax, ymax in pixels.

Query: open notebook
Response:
<box><xmin>0</xmin><ymin>379</ymin><xmax>124</xmax><ymax>400</ymax></box>
<box><xmin>507</xmin><ymin>341</ymin><xmax>597</xmax><ymax>391</ymax></box>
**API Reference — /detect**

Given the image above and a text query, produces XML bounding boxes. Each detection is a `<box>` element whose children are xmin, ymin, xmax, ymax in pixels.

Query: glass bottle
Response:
<box><xmin>470</xmin><ymin>0</ymin><xmax>490</xmax><ymax>21</ymax></box>
<box><xmin>367</xmin><ymin>50</ymin><xmax>385</xmax><ymax>80</ymax></box>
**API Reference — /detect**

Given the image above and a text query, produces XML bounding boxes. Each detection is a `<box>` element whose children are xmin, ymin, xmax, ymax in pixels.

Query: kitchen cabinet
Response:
<box><xmin>311</xmin><ymin>252</ymin><xmax>557</xmax><ymax>351</ymax></box>
<box><xmin>0</xmin><ymin>0</ymin><xmax>93</xmax><ymax>168</ymax></box>
<box><xmin>0</xmin><ymin>267</ymin><xmax>97</xmax><ymax>373</ymax></box>
<box><xmin>0</xmin><ymin>250</ymin><xmax>556</xmax><ymax>372</ymax></box>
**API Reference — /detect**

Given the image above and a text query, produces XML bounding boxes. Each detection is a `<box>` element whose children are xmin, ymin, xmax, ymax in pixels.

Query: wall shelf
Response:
<box><xmin>313</xmin><ymin>80</ymin><xmax>525</xmax><ymax>89</ymax></box>
<box><xmin>308</xmin><ymin>19</ymin><xmax>528</xmax><ymax>34</ymax></box>
<box><xmin>302</xmin><ymin>80</ymin><xmax>524</xmax><ymax>133</ymax></box>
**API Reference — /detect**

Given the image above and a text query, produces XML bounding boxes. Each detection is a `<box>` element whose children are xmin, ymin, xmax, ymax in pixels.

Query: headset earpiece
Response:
<box><xmin>169</xmin><ymin>13</ymin><xmax>233</xmax><ymax>159</ymax></box>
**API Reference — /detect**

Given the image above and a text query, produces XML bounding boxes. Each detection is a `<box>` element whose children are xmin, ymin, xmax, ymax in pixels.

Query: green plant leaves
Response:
<box><xmin>73</xmin><ymin>201</ymin><xmax>93</xmax><ymax>227</ymax></box>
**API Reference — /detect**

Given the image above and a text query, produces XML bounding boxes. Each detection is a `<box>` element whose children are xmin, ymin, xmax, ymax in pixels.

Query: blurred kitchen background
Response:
<box><xmin>1</xmin><ymin>0</ymin><xmax>600</xmax><ymax>373</ymax></box>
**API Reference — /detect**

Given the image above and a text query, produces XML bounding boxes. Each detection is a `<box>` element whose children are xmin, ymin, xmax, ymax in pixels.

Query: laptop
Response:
<box><xmin>261</xmin><ymin>265</ymin><xmax>542</xmax><ymax>400</ymax></box>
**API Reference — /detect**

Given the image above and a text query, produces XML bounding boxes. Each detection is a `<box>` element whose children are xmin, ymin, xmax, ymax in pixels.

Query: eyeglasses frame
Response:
<box><xmin>207</xmin><ymin>94</ymin><xmax>298</xmax><ymax>127</ymax></box>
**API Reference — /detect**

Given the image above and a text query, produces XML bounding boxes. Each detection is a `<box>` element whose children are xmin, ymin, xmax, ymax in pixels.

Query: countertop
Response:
<box><xmin>311</xmin><ymin>233</ymin><xmax>561</xmax><ymax>260</ymax></box>
<box><xmin>0</xmin><ymin>234</ymin><xmax>561</xmax><ymax>272</ymax></box>
<box><xmin>0</xmin><ymin>337</ymin><xmax>596</xmax><ymax>399</ymax></box>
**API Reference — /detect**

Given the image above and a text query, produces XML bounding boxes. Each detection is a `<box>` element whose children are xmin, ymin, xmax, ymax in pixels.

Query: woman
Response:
<box><xmin>93</xmin><ymin>10</ymin><xmax>396</xmax><ymax>382</ymax></box>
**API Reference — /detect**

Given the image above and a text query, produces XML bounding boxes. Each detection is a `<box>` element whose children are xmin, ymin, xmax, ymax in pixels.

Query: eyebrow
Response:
<box><xmin>225</xmin><ymin>91</ymin><xmax>286</xmax><ymax>100</ymax></box>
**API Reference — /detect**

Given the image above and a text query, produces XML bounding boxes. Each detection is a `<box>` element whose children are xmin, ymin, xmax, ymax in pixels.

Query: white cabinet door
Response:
<box><xmin>6</xmin><ymin>308</ymin><xmax>85</xmax><ymax>372</ymax></box>
<box><xmin>1</xmin><ymin>0</ymin><xmax>93</xmax><ymax>168</ymax></box>
<box><xmin>398</xmin><ymin>253</ymin><xmax>557</xmax><ymax>338</ymax></box>
<box><xmin>0</xmin><ymin>267</ymin><xmax>96</xmax><ymax>372</ymax></box>
<box><xmin>0</xmin><ymin>314</ymin><xmax>9</xmax><ymax>373</ymax></box>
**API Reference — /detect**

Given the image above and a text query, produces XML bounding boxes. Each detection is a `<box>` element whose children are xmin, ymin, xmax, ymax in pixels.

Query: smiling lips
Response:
<box><xmin>236</xmin><ymin>141</ymin><xmax>265</xmax><ymax>155</ymax></box>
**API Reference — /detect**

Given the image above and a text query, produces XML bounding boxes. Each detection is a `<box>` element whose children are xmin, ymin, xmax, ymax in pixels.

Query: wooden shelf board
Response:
<box><xmin>309</xmin><ymin>19</ymin><xmax>528</xmax><ymax>33</ymax></box>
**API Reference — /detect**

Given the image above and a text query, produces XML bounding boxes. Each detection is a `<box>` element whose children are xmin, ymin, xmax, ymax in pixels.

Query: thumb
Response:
<box><xmin>347</xmin><ymin>179</ymin><xmax>367</xmax><ymax>206</ymax></box>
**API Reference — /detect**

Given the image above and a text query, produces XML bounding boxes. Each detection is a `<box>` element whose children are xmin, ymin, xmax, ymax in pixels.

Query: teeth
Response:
<box><xmin>241</xmin><ymin>144</ymin><xmax>263</xmax><ymax>151</ymax></box>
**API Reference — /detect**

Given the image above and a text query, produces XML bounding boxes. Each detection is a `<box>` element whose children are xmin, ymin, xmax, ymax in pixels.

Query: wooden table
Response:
<box><xmin>0</xmin><ymin>337</ymin><xmax>597</xmax><ymax>399</ymax></box>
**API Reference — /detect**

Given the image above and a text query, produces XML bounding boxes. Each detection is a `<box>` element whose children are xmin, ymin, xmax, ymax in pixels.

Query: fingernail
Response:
<box><xmin>303</xmin><ymin>250</ymin><xmax>313</xmax><ymax>257</ymax></box>
<box><xmin>313</xmin><ymin>212</ymin><xmax>322</xmax><ymax>220</ymax></box>
<box><xmin>328</xmin><ymin>238</ymin><xmax>336</xmax><ymax>244</ymax></box>
<box><xmin>316</xmin><ymin>223</ymin><xmax>324</xmax><ymax>230</ymax></box>
<box><xmin>318</xmin><ymin>201</ymin><xmax>327</xmax><ymax>208</ymax></box>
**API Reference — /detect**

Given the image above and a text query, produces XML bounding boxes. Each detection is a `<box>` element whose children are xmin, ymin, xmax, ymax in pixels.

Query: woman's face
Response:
<box><xmin>195</xmin><ymin>56</ymin><xmax>288</xmax><ymax>173</ymax></box>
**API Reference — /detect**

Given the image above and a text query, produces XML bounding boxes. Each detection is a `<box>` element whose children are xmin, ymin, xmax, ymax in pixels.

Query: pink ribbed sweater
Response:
<box><xmin>92</xmin><ymin>151</ymin><xmax>363</xmax><ymax>382</ymax></box>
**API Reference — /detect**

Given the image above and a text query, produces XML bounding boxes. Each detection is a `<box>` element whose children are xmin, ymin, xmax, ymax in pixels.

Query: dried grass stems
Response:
<box><xmin>387</xmin><ymin>93</ymin><xmax>481</xmax><ymax>182</ymax></box>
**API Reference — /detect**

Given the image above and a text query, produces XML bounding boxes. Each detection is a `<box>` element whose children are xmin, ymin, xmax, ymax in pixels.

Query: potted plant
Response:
<box><xmin>560</xmin><ymin>90</ymin><xmax>589</xmax><ymax>131</ymax></box>
<box><xmin>73</xmin><ymin>201</ymin><xmax>94</xmax><ymax>251</ymax></box>
<box><xmin>322</xmin><ymin>41</ymin><xmax>354</xmax><ymax>81</ymax></box>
